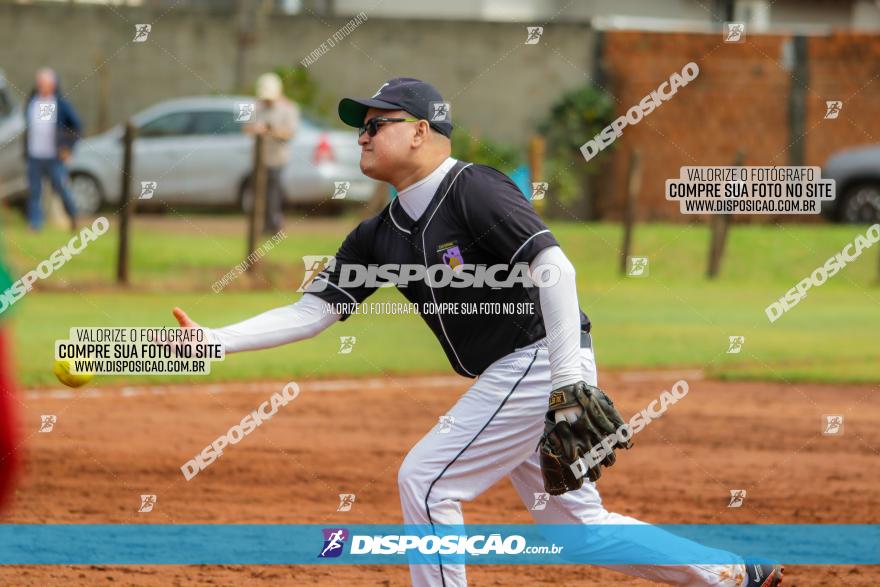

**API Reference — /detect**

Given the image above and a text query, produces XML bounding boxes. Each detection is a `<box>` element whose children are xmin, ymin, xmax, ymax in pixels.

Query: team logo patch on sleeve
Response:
<box><xmin>437</xmin><ymin>241</ymin><xmax>464</xmax><ymax>270</ymax></box>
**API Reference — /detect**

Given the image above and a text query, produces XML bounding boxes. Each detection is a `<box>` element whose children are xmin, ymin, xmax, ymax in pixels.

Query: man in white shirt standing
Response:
<box><xmin>23</xmin><ymin>68</ymin><xmax>82</xmax><ymax>232</ymax></box>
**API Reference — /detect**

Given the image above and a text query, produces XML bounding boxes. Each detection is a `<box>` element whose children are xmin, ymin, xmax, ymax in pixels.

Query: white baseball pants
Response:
<box><xmin>397</xmin><ymin>338</ymin><xmax>747</xmax><ymax>587</ymax></box>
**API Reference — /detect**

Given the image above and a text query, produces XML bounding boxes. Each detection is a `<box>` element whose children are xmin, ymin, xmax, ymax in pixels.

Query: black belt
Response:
<box><xmin>580</xmin><ymin>330</ymin><xmax>592</xmax><ymax>349</ymax></box>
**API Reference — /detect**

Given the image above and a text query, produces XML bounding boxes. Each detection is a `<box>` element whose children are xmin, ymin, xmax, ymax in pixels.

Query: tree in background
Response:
<box><xmin>539</xmin><ymin>85</ymin><xmax>615</xmax><ymax>220</ymax></box>
<box><xmin>451</xmin><ymin>131</ymin><xmax>522</xmax><ymax>175</ymax></box>
<box><xmin>271</xmin><ymin>66</ymin><xmax>336</xmax><ymax>121</ymax></box>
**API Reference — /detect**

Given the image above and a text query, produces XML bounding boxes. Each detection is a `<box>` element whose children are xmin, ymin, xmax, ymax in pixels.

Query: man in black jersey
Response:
<box><xmin>173</xmin><ymin>77</ymin><xmax>782</xmax><ymax>587</ymax></box>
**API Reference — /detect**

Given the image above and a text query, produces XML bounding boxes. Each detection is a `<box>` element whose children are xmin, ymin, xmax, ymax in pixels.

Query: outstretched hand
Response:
<box><xmin>172</xmin><ymin>307</ymin><xmax>200</xmax><ymax>329</ymax></box>
<box><xmin>168</xmin><ymin>307</ymin><xmax>211</xmax><ymax>356</ymax></box>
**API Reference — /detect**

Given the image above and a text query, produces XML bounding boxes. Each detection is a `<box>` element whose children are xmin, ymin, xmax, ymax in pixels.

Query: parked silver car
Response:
<box><xmin>73</xmin><ymin>96</ymin><xmax>375</xmax><ymax>213</ymax></box>
<box><xmin>2</xmin><ymin>94</ymin><xmax>375</xmax><ymax>213</ymax></box>
<box><xmin>822</xmin><ymin>144</ymin><xmax>880</xmax><ymax>223</ymax></box>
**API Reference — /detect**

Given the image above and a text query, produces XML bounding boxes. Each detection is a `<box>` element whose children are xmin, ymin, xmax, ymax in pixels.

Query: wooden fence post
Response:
<box><xmin>619</xmin><ymin>149</ymin><xmax>641</xmax><ymax>275</ymax></box>
<box><xmin>246</xmin><ymin>133</ymin><xmax>267</xmax><ymax>272</ymax></box>
<box><xmin>707</xmin><ymin>151</ymin><xmax>744</xmax><ymax>279</ymax></box>
<box><xmin>115</xmin><ymin>121</ymin><xmax>136</xmax><ymax>285</ymax></box>
<box><xmin>529</xmin><ymin>135</ymin><xmax>546</xmax><ymax>214</ymax></box>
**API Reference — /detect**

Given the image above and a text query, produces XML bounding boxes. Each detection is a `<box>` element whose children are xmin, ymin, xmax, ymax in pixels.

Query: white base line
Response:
<box><xmin>23</xmin><ymin>375</ymin><xmax>466</xmax><ymax>401</ymax></box>
<box><xmin>619</xmin><ymin>369</ymin><xmax>704</xmax><ymax>383</ymax></box>
<box><xmin>23</xmin><ymin>370</ymin><xmax>705</xmax><ymax>401</ymax></box>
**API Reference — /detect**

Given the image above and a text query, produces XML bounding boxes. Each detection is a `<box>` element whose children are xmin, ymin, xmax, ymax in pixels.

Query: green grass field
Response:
<box><xmin>2</xmin><ymin>209</ymin><xmax>878</xmax><ymax>387</ymax></box>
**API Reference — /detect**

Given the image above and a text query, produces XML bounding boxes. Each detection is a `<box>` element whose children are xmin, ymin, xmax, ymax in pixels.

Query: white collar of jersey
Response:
<box><xmin>395</xmin><ymin>156</ymin><xmax>458</xmax><ymax>222</ymax></box>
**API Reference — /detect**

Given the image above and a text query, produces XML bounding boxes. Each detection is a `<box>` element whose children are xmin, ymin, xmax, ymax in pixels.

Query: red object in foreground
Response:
<box><xmin>0</xmin><ymin>326</ymin><xmax>18</xmax><ymax>510</ymax></box>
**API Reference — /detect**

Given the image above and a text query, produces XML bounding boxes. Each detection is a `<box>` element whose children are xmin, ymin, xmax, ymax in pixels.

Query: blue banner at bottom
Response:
<box><xmin>0</xmin><ymin>524</ymin><xmax>876</xmax><ymax>565</ymax></box>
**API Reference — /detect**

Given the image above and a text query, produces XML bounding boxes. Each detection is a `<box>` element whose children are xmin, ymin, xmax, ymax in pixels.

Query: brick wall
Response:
<box><xmin>599</xmin><ymin>30</ymin><xmax>880</xmax><ymax>221</ymax></box>
<box><xmin>805</xmin><ymin>33</ymin><xmax>880</xmax><ymax>166</ymax></box>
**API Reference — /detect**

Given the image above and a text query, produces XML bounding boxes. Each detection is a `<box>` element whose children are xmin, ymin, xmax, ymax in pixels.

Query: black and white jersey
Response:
<box><xmin>305</xmin><ymin>160</ymin><xmax>590</xmax><ymax>378</ymax></box>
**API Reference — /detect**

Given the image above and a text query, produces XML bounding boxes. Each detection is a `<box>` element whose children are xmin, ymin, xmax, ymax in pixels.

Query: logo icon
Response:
<box><xmin>530</xmin><ymin>492</ymin><xmax>550</xmax><ymax>511</ymax></box>
<box><xmin>724</xmin><ymin>22</ymin><xmax>745</xmax><ymax>43</ymax></box>
<box><xmin>318</xmin><ymin>528</ymin><xmax>349</xmax><ymax>558</ymax></box>
<box><xmin>138</xmin><ymin>494</ymin><xmax>157</xmax><ymax>513</ymax></box>
<box><xmin>337</xmin><ymin>493</ymin><xmax>356</xmax><ymax>512</ymax></box>
<box><xmin>332</xmin><ymin>181</ymin><xmax>350</xmax><ymax>200</ymax></box>
<box><xmin>39</xmin><ymin>415</ymin><xmax>57</xmax><ymax>433</ymax></box>
<box><xmin>627</xmin><ymin>256</ymin><xmax>649</xmax><ymax>277</ymax></box>
<box><xmin>338</xmin><ymin>336</ymin><xmax>357</xmax><ymax>354</ymax></box>
<box><xmin>525</xmin><ymin>26</ymin><xmax>544</xmax><ymax>44</ymax></box>
<box><xmin>824</xmin><ymin>101</ymin><xmax>843</xmax><ymax>120</ymax></box>
<box><xmin>371</xmin><ymin>83</ymin><xmax>389</xmax><ymax>98</ymax></box>
<box><xmin>727</xmin><ymin>336</ymin><xmax>745</xmax><ymax>354</ymax></box>
<box><xmin>296</xmin><ymin>255</ymin><xmax>336</xmax><ymax>292</ymax></box>
<box><xmin>823</xmin><ymin>415</ymin><xmax>844</xmax><ymax>435</ymax></box>
<box><xmin>235</xmin><ymin>103</ymin><xmax>255</xmax><ymax>122</ymax></box>
<box><xmin>531</xmin><ymin>182</ymin><xmax>548</xmax><ymax>201</ymax></box>
<box><xmin>133</xmin><ymin>24</ymin><xmax>152</xmax><ymax>42</ymax></box>
<box><xmin>430</xmin><ymin>102</ymin><xmax>451</xmax><ymax>123</ymax></box>
<box><xmin>438</xmin><ymin>414</ymin><xmax>455</xmax><ymax>434</ymax></box>
<box><xmin>139</xmin><ymin>181</ymin><xmax>158</xmax><ymax>200</ymax></box>
<box><xmin>437</xmin><ymin>242</ymin><xmax>464</xmax><ymax>271</ymax></box>
<box><xmin>38</xmin><ymin>102</ymin><xmax>57</xmax><ymax>122</ymax></box>
<box><xmin>727</xmin><ymin>489</ymin><xmax>746</xmax><ymax>508</ymax></box>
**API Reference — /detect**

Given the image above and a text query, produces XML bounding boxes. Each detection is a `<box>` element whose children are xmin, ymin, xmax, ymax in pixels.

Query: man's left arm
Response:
<box><xmin>531</xmin><ymin>247</ymin><xmax>632</xmax><ymax>492</ymax></box>
<box><xmin>528</xmin><ymin>246</ymin><xmax>582</xmax><ymax>403</ymax></box>
<box><xmin>60</xmin><ymin>98</ymin><xmax>82</xmax><ymax>137</ymax></box>
<box><xmin>58</xmin><ymin>98</ymin><xmax>83</xmax><ymax>161</ymax></box>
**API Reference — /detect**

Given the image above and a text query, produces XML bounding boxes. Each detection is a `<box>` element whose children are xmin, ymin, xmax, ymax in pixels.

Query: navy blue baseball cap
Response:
<box><xmin>338</xmin><ymin>77</ymin><xmax>453</xmax><ymax>138</ymax></box>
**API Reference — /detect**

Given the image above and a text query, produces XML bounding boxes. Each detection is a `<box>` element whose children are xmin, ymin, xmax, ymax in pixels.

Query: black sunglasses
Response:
<box><xmin>358</xmin><ymin>116</ymin><xmax>419</xmax><ymax>138</ymax></box>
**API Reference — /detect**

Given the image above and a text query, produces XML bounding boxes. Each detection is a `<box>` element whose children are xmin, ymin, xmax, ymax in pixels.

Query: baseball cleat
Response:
<box><xmin>744</xmin><ymin>561</ymin><xmax>784</xmax><ymax>586</ymax></box>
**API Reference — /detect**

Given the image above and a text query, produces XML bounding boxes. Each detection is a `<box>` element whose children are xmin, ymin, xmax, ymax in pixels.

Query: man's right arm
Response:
<box><xmin>204</xmin><ymin>294</ymin><xmax>339</xmax><ymax>354</ymax></box>
<box><xmin>176</xmin><ymin>219</ymin><xmax>378</xmax><ymax>352</ymax></box>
